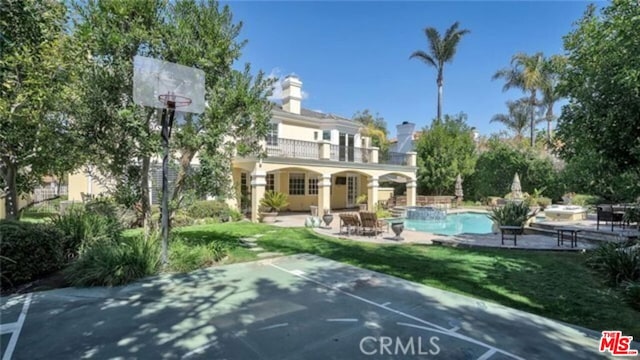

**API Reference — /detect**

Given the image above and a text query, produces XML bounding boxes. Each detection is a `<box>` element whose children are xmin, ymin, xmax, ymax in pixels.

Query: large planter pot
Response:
<box><xmin>391</xmin><ymin>221</ymin><xmax>404</xmax><ymax>241</ymax></box>
<box><xmin>322</xmin><ymin>213</ymin><xmax>334</xmax><ymax>228</ymax></box>
<box><xmin>260</xmin><ymin>212</ymin><xmax>278</xmax><ymax>223</ymax></box>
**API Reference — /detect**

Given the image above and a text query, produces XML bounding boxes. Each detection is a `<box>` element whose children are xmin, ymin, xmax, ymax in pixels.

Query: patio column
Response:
<box><xmin>250</xmin><ymin>169</ymin><xmax>266</xmax><ymax>223</ymax></box>
<box><xmin>367</xmin><ymin>176</ymin><xmax>379</xmax><ymax>211</ymax></box>
<box><xmin>407</xmin><ymin>178</ymin><xmax>417</xmax><ymax>207</ymax></box>
<box><xmin>318</xmin><ymin>174</ymin><xmax>332</xmax><ymax>214</ymax></box>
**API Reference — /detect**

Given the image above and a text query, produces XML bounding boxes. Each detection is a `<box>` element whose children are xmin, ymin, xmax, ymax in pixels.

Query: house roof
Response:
<box><xmin>272</xmin><ymin>104</ymin><xmax>350</xmax><ymax>122</ymax></box>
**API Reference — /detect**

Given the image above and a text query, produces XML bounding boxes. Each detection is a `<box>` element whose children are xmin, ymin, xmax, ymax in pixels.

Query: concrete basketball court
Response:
<box><xmin>0</xmin><ymin>254</ymin><xmax>617</xmax><ymax>359</ymax></box>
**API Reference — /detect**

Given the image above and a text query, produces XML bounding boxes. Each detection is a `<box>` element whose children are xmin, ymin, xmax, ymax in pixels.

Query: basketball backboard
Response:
<box><xmin>133</xmin><ymin>56</ymin><xmax>205</xmax><ymax>114</ymax></box>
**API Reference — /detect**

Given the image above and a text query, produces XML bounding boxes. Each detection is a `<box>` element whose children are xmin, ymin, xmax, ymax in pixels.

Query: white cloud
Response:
<box><xmin>267</xmin><ymin>67</ymin><xmax>309</xmax><ymax>101</ymax></box>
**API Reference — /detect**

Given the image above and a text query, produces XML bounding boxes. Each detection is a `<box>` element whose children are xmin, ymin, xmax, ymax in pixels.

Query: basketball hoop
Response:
<box><xmin>158</xmin><ymin>93</ymin><xmax>192</xmax><ymax>108</ymax></box>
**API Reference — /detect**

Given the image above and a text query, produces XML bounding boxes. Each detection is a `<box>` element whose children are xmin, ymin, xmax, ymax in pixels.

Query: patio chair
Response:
<box><xmin>359</xmin><ymin>211</ymin><xmax>388</xmax><ymax>237</ymax></box>
<box><xmin>597</xmin><ymin>205</ymin><xmax>624</xmax><ymax>231</ymax></box>
<box><xmin>339</xmin><ymin>213</ymin><xmax>361</xmax><ymax>235</ymax></box>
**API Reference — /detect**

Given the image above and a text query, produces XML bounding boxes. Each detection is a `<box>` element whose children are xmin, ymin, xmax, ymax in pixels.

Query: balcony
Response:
<box><xmin>262</xmin><ymin>137</ymin><xmax>416</xmax><ymax>167</ymax></box>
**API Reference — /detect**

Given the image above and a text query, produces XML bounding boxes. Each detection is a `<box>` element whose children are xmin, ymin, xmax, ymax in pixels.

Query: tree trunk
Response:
<box><xmin>546</xmin><ymin>106</ymin><xmax>553</xmax><ymax>145</ymax></box>
<box><xmin>170</xmin><ymin>149</ymin><xmax>196</xmax><ymax>214</ymax></box>
<box><xmin>530</xmin><ymin>91</ymin><xmax>537</xmax><ymax>147</ymax></box>
<box><xmin>436</xmin><ymin>74</ymin><xmax>443</xmax><ymax>122</ymax></box>
<box><xmin>141</xmin><ymin>156</ymin><xmax>152</xmax><ymax>234</ymax></box>
<box><xmin>3</xmin><ymin>164</ymin><xmax>19</xmax><ymax>220</ymax></box>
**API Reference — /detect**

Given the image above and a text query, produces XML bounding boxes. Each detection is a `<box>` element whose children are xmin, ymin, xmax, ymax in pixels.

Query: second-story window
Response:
<box><xmin>322</xmin><ymin>130</ymin><xmax>331</xmax><ymax>141</ymax></box>
<box><xmin>266</xmin><ymin>123</ymin><xmax>279</xmax><ymax>146</ymax></box>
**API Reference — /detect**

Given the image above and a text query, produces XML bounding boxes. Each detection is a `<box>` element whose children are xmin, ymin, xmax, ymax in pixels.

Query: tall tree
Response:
<box><xmin>415</xmin><ymin>113</ymin><xmax>477</xmax><ymax>195</ymax></box>
<box><xmin>0</xmin><ymin>0</ymin><xmax>83</xmax><ymax>219</ymax></box>
<box><xmin>73</xmin><ymin>0</ymin><xmax>166</xmax><ymax>230</ymax></box>
<box><xmin>539</xmin><ymin>55</ymin><xmax>566</xmax><ymax>145</ymax></box>
<box><xmin>556</xmin><ymin>0</ymin><xmax>640</xmax><ymax>200</ymax></box>
<box><xmin>410</xmin><ymin>22</ymin><xmax>470</xmax><ymax>121</ymax></box>
<box><xmin>493</xmin><ymin>52</ymin><xmax>546</xmax><ymax>146</ymax></box>
<box><xmin>352</xmin><ymin>110</ymin><xmax>389</xmax><ymax>156</ymax></box>
<box><xmin>491</xmin><ymin>98</ymin><xmax>543</xmax><ymax>141</ymax></box>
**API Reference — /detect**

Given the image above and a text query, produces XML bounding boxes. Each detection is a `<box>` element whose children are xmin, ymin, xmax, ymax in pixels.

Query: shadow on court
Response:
<box><xmin>0</xmin><ymin>254</ymin><xmax>615</xmax><ymax>359</ymax></box>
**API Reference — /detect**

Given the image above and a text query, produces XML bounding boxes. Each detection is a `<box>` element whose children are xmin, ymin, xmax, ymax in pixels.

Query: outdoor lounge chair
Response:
<box><xmin>597</xmin><ymin>205</ymin><xmax>624</xmax><ymax>231</ymax></box>
<box><xmin>339</xmin><ymin>213</ymin><xmax>361</xmax><ymax>235</ymax></box>
<box><xmin>359</xmin><ymin>211</ymin><xmax>388</xmax><ymax>237</ymax></box>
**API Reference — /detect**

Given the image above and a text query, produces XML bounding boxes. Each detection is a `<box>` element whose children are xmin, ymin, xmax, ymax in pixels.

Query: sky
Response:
<box><xmin>222</xmin><ymin>1</ymin><xmax>604</xmax><ymax>137</ymax></box>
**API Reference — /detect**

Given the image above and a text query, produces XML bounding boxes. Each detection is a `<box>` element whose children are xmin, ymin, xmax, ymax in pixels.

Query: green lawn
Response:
<box><xmin>166</xmin><ymin>222</ymin><xmax>640</xmax><ymax>337</ymax></box>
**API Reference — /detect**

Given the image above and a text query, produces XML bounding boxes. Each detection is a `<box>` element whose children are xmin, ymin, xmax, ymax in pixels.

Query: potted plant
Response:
<box><xmin>356</xmin><ymin>194</ymin><xmax>368</xmax><ymax>211</ymax></box>
<box><xmin>488</xmin><ymin>202</ymin><xmax>537</xmax><ymax>234</ymax></box>
<box><xmin>259</xmin><ymin>191</ymin><xmax>289</xmax><ymax>223</ymax></box>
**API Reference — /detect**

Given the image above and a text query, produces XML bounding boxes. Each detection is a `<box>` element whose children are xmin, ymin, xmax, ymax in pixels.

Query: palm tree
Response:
<box><xmin>539</xmin><ymin>55</ymin><xmax>566</xmax><ymax>145</ymax></box>
<box><xmin>410</xmin><ymin>22</ymin><xmax>470</xmax><ymax>121</ymax></box>
<box><xmin>491</xmin><ymin>98</ymin><xmax>544</xmax><ymax>141</ymax></box>
<box><xmin>493</xmin><ymin>52</ymin><xmax>546</xmax><ymax>146</ymax></box>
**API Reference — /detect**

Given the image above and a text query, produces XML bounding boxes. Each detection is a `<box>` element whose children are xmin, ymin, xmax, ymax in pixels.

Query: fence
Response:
<box><xmin>266</xmin><ymin>138</ymin><xmax>319</xmax><ymax>159</ymax></box>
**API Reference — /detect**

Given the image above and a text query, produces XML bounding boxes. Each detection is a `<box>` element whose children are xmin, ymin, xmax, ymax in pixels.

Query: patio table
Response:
<box><xmin>499</xmin><ymin>226</ymin><xmax>522</xmax><ymax>246</ymax></box>
<box><xmin>557</xmin><ymin>227</ymin><xmax>579</xmax><ymax>248</ymax></box>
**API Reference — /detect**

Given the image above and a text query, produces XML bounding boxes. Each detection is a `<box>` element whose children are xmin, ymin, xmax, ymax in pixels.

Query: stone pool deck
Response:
<box><xmin>272</xmin><ymin>211</ymin><xmax>597</xmax><ymax>251</ymax></box>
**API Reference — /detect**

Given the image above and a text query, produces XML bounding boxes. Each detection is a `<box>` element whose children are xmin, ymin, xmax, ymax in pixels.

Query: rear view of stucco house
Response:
<box><xmin>69</xmin><ymin>74</ymin><xmax>418</xmax><ymax>222</ymax></box>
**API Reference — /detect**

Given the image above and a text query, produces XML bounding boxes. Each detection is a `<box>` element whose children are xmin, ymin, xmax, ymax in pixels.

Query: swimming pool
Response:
<box><xmin>403</xmin><ymin>212</ymin><xmax>493</xmax><ymax>236</ymax></box>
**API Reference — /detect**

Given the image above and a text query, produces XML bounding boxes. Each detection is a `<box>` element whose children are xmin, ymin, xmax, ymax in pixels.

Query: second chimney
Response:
<box><xmin>282</xmin><ymin>75</ymin><xmax>302</xmax><ymax>115</ymax></box>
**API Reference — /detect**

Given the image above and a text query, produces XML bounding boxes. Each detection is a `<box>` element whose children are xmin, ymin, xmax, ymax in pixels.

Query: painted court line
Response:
<box><xmin>259</xmin><ymin>323</ymin><xmax>289</xmax><ymax>331</ymax></box>
<box><xmin>0</xmin><ymin>323</ymin><xmax>17</xmax><ymax>335</ymax></box>
<box><xmin>477</xmin><ymin>348</ymin><xmax>498</xmax><ymax>360</ymax></box>
<box><xmin>396</xmin><ymin>322</ymin><xmax>522</xmax><ymax>360</ymax></box>
<box><xmin>270</xmin><ymin>263</ymin><xmax>525</xmax><ymax>360</ymax></box>
<box><xmin>2</xmin><ymin>293</ymin><xmax>33</xmax><ymax>360</ymax></box>
<box><xmin>449</xmin><ymin>326</ymin><xmax>460</xmax><ymax>332</ymax></box>
<box><xmin>381</xmin><ymin>302</ymin><xmax>391</xmax><ymax>306</ymax></box>
<box><xmin>326</xmin><ymin>318</ymin><xmax>358</xmax><ymax>322</ymax></box>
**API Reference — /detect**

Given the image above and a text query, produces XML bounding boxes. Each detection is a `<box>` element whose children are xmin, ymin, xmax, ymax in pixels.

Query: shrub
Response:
<box><xmin>622</xmin><ymin>281</ymin><xmax>640</xmax><ymax>310</ymax></box>
<box><xmin>259</xmin><ymin>191</ymin><xmax>289</xmax><ymax>212</ymax></box>
<box><xmin>229</xmin><ymin>209</ymin><xmax>244</xmax><ymax>222</ymax></box>
<box><xmin>86</xmin><ymin>198</ymin><xmax>137</xmax><ymax>229</ymax></box>
<box><xmin>536</xmin><ymin>197</ymin><xmax>552</xmax><ymax>209</ymax></box>
<box><xmin>172</xmin><ymin>211</ymin><xmax>195</xmax><ymax>227</ymax></box>
<box><xmin>187</xmin><ymin>200</ymin><xmax>231</xmax><ymax>220</ymax></box>
<box><xmin>586</xmin><ymin>243</ymin><xmax>640</xmax><ymax>285</ymax></box>
<box><xmin>64</xmin><ymin>233</ymin><xmax>160</xmax><ymax>287</ymax></box>
<box><xmin>570</xmin><ymin>194</ymin><xmax>603</xmax><ymax>206</ymax></box>
<box><xmin>51</xmin><ymin>207</ymin><xmax>122</xmax><ymax>258</ymax></box>
<box><xmin>488</xmin><ymin>202</ymin><xmax>535</xmax><ymax>227</ymax></box>
<box><xmin>0</xmin><ymin>221</ymin><xmax>66</xmax><ymax>288</ymax></box>
<box><xmin>168</xmin><ymin>236</ymin><xmax>227</xmax><ymax>273</ymax></box>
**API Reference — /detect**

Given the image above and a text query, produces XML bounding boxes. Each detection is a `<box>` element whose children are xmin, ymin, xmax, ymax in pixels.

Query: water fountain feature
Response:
<box><xmin>405</xmin><ymin>206</ymin><xmax>447</xmax><ymax>221</ymax></box>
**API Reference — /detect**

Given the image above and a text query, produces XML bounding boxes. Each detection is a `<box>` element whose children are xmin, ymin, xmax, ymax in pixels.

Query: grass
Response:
<box><xmin>152</xmin><ymin>222</ymin><xmax>640</xmax><ymax>338</ymax></box>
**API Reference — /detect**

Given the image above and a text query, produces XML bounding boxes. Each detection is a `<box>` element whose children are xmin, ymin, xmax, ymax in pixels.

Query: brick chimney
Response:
<box><xmin>282</xmin><ymin>75</ymin><xmax>302</xmax><ymax>115</ymax></box>
<box><xmin>395</xmin><ymin>121</ymin><xmax>416</xmax><ymax>153</ymax></box>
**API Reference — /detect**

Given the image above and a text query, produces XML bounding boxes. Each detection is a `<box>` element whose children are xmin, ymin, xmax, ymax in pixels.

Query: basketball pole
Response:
<box><xmin>161</xmin><ymin>100</ymin><xmax>176</xmax><ymax>267</ymax></box>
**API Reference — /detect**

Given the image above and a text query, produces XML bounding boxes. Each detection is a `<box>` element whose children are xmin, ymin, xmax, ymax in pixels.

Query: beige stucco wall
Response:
<box><xmin>68</xmin><ymin>170</ymin><xmax>110</xmax><ymax>201</ymax></box>
<box><xmin>278</xmin><ymin>122</ymin><xmax>320</xmax><ymax>142</ymax></box>
<box><xmin>378</xmin><ymin>187</ymin><xmax>395</xmax><ymax>201</ymax></box>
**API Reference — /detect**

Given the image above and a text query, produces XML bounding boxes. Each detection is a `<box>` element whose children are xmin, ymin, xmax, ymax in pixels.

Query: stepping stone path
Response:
<box><xmin>257</xmin><ymin>252</ymin><xmax>284</xmax><ymax>258</ymax></box>
<box><xmin>239</xmin><ymin>234</ymin><xmax>284</xmax><ymax>258</ymax></box>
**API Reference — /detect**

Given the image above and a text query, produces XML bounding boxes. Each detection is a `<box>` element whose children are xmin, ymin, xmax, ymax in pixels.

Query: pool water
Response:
<box><xmin>404</xmin><ymin>212</ymin><xmax>492</xmax><ymax>236</ymax></box>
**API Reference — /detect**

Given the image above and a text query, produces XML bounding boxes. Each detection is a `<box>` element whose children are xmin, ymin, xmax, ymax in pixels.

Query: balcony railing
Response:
<box><xmin>378</xmin><ymin>151</ymin><xmax>408</xmax><ymax>165</ymax></box>
<box><xmin>266</xmin><ymin>138</ymin><xmax>319</xmax><ymax>159</ymax></box>
<box><xmin>329</xmin><ymin>145</ymin><xmax>372</xmax><ymax>163</ymax></box>
<box><xmin>262</xmin><ymin>137</ymin><xmax>413</xmax><ymax>166</ymax></box>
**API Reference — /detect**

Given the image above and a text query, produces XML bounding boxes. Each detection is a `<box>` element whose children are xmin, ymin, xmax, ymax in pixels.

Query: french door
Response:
<box><xmin>346</xmin><ymin>175</ymin><xmax>358</xmax><ymax>208</ymax></box>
